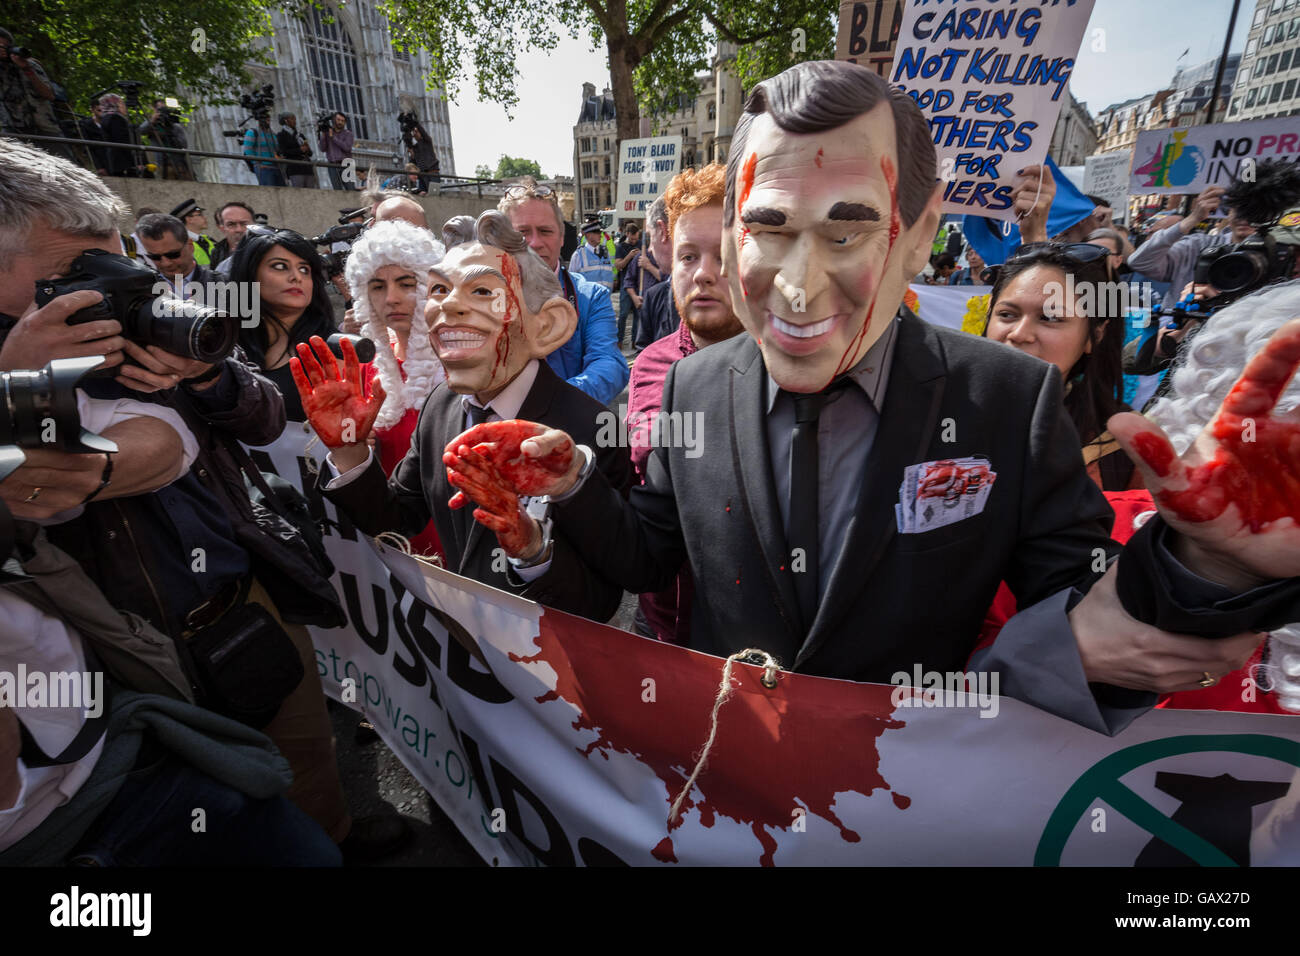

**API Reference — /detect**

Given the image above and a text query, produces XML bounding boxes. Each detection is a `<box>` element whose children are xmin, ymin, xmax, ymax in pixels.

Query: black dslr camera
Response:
<box><xmin>310</xmin><ymin>222</ymin><xmax>364</xmax><ymax>279</ymax></box>
<box><xmin>33</xmin><ymin>250</ymin><xmax>238</xmax><ymax>364</ymax></box>
<box><xmin>1195</xmin><ymin>231</ymin><xmax>1294</xmax><ymax>297</ymax></box>
<box><xmin>316</xmin><ymin>110</ymin><xmax>336</xmax><ymax>135</ymax></box>
<box><xmin>0</xmin><ymin>357</ymin><xmax>119</xmax><ymax>569</ymax></box>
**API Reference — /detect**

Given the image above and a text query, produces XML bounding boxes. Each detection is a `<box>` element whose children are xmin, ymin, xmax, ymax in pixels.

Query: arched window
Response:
<box><xmin>708</xmin><ymin>101</ymin><xmax>716</xmax><ymax>121</ymax></box>
<box><xmin>304</xmin><ymin>5</ymin><xmax>369</xmax><ymax>139</ymax></box>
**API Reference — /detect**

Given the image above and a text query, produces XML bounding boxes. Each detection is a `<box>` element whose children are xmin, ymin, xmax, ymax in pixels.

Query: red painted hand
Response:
<box><xmin>291</xmin><ymin>334</ymin><xmax>386</xmax><ymax>448</ymax></box>
<box><xmin>444</xmin><ymin>443</ymin><xmax>541</xmax><ymax>558</ymax></box>
<box><xmin>442</xmin><ymin>420</ymin><xmax>579</xmax><ymax>502</ymax></box>
<box><xmin>1109</xmin><ymin>317</ymin><xmax>1300</xmax><ymax>588</ymax></box>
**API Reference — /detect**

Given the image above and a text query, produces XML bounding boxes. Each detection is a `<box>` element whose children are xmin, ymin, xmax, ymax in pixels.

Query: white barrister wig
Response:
<box><xmin>1146</xmin><ymin>279</ymin><xmax>1300</xmax><ymax>712</ymax></box>
<box><xmin>344</xmin><ymin>219</ymin><xmax>446</xmax><ymax>431</ymax></box>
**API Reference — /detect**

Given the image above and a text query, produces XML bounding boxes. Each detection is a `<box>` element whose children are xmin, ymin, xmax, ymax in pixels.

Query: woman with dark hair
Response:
<box><xmin>982</xmin><ymin>242</ymin><xmax>1139</xmax><ymax>491</ymax></box>
<box><xmin>230</xmin><ymin>227</ymin><xmax>336</xmax><ymax>420</ymax></box>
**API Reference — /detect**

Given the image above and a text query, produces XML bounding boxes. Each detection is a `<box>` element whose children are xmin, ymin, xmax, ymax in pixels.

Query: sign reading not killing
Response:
<box><xmin>889</xmin><ymin>0</ymin><xmax>1096</xmax><ymax>221</ymax></box>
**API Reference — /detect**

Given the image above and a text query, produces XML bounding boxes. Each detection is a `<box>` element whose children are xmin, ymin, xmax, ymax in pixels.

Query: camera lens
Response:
<box><xmin>129</xmin><ymin>297</ymin><xmax>237</xmax><ymax>364</ymax></box>
<box><xmin>1205</xmin><ymin>249</ymin><xmax>1270</xmax><ymax>295</ymax></box>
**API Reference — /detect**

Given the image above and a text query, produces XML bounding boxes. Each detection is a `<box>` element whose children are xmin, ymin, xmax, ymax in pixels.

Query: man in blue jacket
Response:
<box><xmin>498</xmin><ymin>180</ymin><xmax>629</xmax><ymax>404</ymax></box>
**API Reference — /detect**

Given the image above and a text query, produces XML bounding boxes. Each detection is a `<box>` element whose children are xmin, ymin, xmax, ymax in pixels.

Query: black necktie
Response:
<box><xmin>787</xmin><ymin>381</ymin><xmax>849</xmax><ymax>632</ymax></box>
<box><xmin>465</xmin><ymin>402</ymin><xmax>491</xmax><ymax>428</ymax></box>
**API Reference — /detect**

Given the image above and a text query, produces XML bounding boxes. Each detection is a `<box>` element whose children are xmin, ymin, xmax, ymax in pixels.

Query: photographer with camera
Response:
<box><xmin>93</xmin><ymin>94</ymin><xmax>145</xmax><ymax>178</ymax></box>
<box><xmin>0</xmin><ymin>28</ymin><xmax>71</xmax><ymax>162</ymax></box>
<box><xmin>1128</xmin><ymin>160</ymin><xmax>1300</xmax><ymax>391</ymax></box>
<box><xmin>399</xmin><ymin>112</ymin><xmax>439</xmax><ymax>193</ymax></box>
<box><xmin>137</xmin><ymin>98</ymin><xmax>193</xmax><ymax>181</ymax></box>
<box><xmin>276</xmin><ymin>112</ymin><xmax>315</xmax><ymax>189</ymax></box>
<box><xmin>318</xmin><ymin>112</ymin><xmax>354</xmax><ymax>191</ymax></box>
<box><xmin>243</xmin><ymin>112</ymin><xmax>284</xmax><ymax>187</ymax></box>
<box><xmin>0</xmin><ymin>140</ymin><xmax>411</xmax><ymax>861</ymax></box>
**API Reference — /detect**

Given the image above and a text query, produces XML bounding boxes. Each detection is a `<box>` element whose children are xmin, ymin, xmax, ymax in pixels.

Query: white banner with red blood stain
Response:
<box><xmin>250</xmin><ymin>424</ymin><xmax>1300</xmax><ymax>867</ymax></box>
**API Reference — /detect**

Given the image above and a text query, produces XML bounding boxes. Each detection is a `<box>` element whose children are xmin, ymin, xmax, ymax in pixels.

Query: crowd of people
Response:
<box><xmin>2</xmin><ymin>56</ymin><xmax>1300</xmax><ymax>869</ymax></box>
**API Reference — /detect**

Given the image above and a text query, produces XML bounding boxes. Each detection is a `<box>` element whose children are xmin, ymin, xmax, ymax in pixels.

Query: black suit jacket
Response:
<box><xmin>542</xmin><ymin>309</ymin><xmax>1127</xmax><ymax>680</ymax></box>
<box><xmin>321</xmin><ymin>360</ymin><xmax>633</xmax><ymax>621</ymax></box>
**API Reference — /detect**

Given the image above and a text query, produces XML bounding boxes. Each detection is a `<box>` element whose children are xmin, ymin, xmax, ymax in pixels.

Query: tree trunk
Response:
<box><xmin>606</xmin><ymin>35</ymin><xmax>642</xmax><ymax>145</ymax></box>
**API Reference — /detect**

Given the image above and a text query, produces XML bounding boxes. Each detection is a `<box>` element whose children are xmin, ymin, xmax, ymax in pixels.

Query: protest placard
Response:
<box><xmin>1131</xmin><ymin>118</ymin><xmax>1300</xmax><ymax>195</ymax></box>
<box><xmin>1084</xmin><ymin>150</ymin><xmax>1133</xmax><ymax>224</ymax></box>
<box><xmin>615</xmin><ymin>136</ymin><xmax>682</xmax><ymax>217</ymax></box>
<box><xmin>889</xmin><ymin>0</ymin><xmax>1096</xmax><ymax>221</ymax></box>
<box><xmin>835</xmin><ymin>0</ymin><xmax>903</xmax><ymax>75</ymax></box>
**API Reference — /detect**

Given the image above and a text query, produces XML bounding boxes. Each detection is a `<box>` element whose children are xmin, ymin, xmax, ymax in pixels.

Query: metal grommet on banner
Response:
<box><xmin>668</xmin><ymin>648</ymin><xmax>782</xmax><ymax>827</ymax></box>
<box><xmin>374</xmin><ymin>531</ymin><xmax>444</xmax><ymax>569</ymax></box>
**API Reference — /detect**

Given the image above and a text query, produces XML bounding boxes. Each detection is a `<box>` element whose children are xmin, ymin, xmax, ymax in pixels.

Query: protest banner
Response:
<box><xmin>889</xmin><ymin>0</ymin><xmax>1097</xmax><ymax>221</ymax></box>
<box><xmin>835</xmin><ymin>0</ymin><xmax>903</xmax><ymax>75</ymax></box>
<box><xmin>1084</xmin><ymin>150</ymin><xmax>1133</xmax><ymax>223</ymax></box>
<box><xmin>1131</xmin><ymin>117</ymin><xmax>1300</xmax><ymax>195</ymax></box>
<box><xmin>249</xmin><ymin>425</ymin><xmax>1300</xmax><ymax>867</ymax></box>
<box><xmin>614</xmin><ymin>136</ymin><xmax>682</xmax><ymax>217</ymax></box>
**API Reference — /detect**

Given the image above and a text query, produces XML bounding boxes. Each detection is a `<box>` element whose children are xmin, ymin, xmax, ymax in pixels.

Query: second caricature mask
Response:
<box><xmin>344</xmin><ymin>219</ymin><xmax>446</xmax><ymax>430</ymax></box>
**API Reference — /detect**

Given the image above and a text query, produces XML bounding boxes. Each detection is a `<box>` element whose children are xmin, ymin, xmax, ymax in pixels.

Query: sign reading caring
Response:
<box><xmin>889</xmin><ymin>0</ymin><xmax>1096</xmax><ymax>221</ymax></box>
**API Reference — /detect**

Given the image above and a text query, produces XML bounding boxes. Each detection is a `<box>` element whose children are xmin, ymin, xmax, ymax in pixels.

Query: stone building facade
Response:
<box><xmin>1229</xmin><ymin>0</ymin><xmax>1300</xmax><ymax>121</ymax></box>
<box><xmin>185</xmin><ymin>0</ymin><xmax>456</xmax><ymax>187</ymax></box>
<box><xmin>1047</xmin><ymin>89</ymin><xmax>1098</xmax><ymax>166</ymax></box>
<box><xmin>572</xmin><ymin>41</ymin><xmax>744</xmax><ymax>223</ymax></box>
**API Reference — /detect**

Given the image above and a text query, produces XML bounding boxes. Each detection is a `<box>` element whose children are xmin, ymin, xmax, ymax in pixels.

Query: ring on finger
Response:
<box><xmin>24</xmin><ymin>486</ymin><xmax>41</xmax><ymax>502</ymax></box>
<box><xmin>1199</xmin><ymin>671</ymin><xmax>1217</xmax><ymax>688</ymax></box>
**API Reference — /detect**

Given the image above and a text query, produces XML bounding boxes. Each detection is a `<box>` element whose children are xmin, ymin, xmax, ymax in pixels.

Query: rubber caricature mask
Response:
<box><xmin>429</xmin><ymin>212</ymin><xmax>576</xmax><ymax>402</ymax></box>
<box><xmin>722</xmin><ymin>60</ymin><xmax>941</xmax><ymax>393</ymax></box>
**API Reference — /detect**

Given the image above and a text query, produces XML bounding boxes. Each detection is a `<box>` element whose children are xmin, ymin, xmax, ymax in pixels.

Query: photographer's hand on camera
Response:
<box><xmin>0</xmin><ymin>291</ymin><xmax>127</xmax><ymax>373</ymax></box>
<box><xmin>1181</xmin><ymin>186</ymin><xmax>1225</xmax><ymax>234</ymax></box>
<box><xmin>115</xmin><ymin>341</ymin><xmax>220</xmax><ymax>393</ymax></box>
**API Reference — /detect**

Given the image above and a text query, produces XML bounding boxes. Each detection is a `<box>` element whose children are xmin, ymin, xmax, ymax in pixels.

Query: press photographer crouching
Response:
<box><xmin>0</xmin><ymin>361</ymin><xmax>341</xmax><ymax>866</ymax></box>
<box><xmin>0</xmin><ymin>138</ymin><xmax>410</xmax><ymax>862</ymax></box>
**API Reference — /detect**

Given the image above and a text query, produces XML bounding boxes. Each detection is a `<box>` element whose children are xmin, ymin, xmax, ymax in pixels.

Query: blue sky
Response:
<box><xmin>446</xmin><ymin>0</ymin><xmax>1254</xmax><ymax>179</ymax></box>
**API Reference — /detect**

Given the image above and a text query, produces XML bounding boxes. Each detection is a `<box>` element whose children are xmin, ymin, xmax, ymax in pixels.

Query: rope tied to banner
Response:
<box><xmin>374</xmin><ymin>531</ymin><xmax>444</xmax><ymax>569</ymax></box>
<box><xmin>668</xmin><ymin>648</ymin><xmax>780</xmax><ymax>828</ymax></box>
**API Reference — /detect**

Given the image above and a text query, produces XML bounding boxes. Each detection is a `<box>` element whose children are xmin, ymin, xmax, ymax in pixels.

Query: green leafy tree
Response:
<box><xmin>494</xmin><ymin>154</ymin><xmax>544</xmax><ymax>179</ymax></box>
<box><xmin>383</xmin><ymin>0</ymin><xmax>837</xmax><ymax>145</ymax></box>
<box><xmin>3</xmin><ymin>0</ymin><xmax>290</xmax><ymax>116</ymax></box>
<box><xmin>474</xmin><ymin>163</ymin><xmax>495</xmax><ymax>178</ymax></box>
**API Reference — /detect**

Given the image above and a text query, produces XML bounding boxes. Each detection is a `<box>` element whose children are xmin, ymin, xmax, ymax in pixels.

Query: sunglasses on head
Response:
<box><xmin>1008</xmin><ymin>241</ymin><xmax>1110</xmax><ymax>266</ymax></box>
<box><xmin>504</xmin><ymin>183</ymin><xmax>554</xmax><ymax>200</ymax></box>
<box><xmin>144</xmin><ymin>248</ymin><xmax>186</xmax><ymax>262</ymax></box>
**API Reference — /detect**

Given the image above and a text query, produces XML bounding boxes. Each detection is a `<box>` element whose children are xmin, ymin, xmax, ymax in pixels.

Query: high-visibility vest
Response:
<box><xmin>192</xmin><ymin>234</ymin><xmax>216</xmax><ymax>267</ymax></box>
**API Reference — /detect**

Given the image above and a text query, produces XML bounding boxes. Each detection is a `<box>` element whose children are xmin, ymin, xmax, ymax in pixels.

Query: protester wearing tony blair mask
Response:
<box><xmin>440</xmin><ymin>60</ymin><xmax>1300</xmax><ymax>737</ymax></box>
<box><xmin>296</xmin><ymin>211</ymin><xmax>631</xmax><ymax>620</ymax></box>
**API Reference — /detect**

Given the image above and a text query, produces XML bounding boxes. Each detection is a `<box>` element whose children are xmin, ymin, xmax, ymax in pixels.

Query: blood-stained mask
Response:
<box><xmin>722</xmin><ymin>60</ymin><xmax>941</xmax><ymax>393</ymax></box>
<box><xmin>428</xmin><ymin>211</ymin><xmax>577</xmax><ymax>401</ymax></box>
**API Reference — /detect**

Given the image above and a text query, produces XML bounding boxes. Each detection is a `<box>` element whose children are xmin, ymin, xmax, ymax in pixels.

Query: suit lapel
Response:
<box><xmin>433</xmin><ymin>389</ymin><xmax>475</xmax><ymax>571</ymax></box>
<box><xmin>795</xmin><ymin>311</ymin><xmax>948</xmax><ymax>668</ymax></box>
<box><xmin>727</xmin><ymin>339</ymin><xmax>803</xmax><ymax>646</ymax></box>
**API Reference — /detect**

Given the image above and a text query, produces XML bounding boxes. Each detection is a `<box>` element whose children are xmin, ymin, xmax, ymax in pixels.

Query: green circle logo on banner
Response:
<box><xmin>1035</xmin><ymin>734</ymin><xmax>1300</xmax><ymax>867</ymax></box>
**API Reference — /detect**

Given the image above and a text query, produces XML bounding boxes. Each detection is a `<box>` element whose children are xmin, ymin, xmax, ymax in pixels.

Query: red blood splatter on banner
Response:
<box><xmin>511</xmin><ymin>609</ymin><xmax>908</xmax><ymax>866</ymax></box>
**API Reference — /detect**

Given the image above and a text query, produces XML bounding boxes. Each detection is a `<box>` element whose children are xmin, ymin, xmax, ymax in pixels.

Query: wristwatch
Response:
<box><xmin>509</xmin><ymin>496</ymin><xmax>554</xmax><ymax>569</ymax></box>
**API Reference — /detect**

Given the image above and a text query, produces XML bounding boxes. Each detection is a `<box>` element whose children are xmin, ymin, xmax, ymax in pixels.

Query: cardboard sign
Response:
<box><xmin>1084</xmin><ymin>151</ymin><xmax>1134</xmax><ymax>224</ymax></box>
<box><xmin>615</xmin><ymin>136</ymin><xmax>682</xmax><ymax>217</ymax></box>
<box><xmin>835</xmin><ymin>0</ymin><xmax>904</xmax><ymax>75</ymax></box>
<box><xmin>889</xmin><ymin>0</ymin><xmax>1097</xmax><ymax>221</ymax></box>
